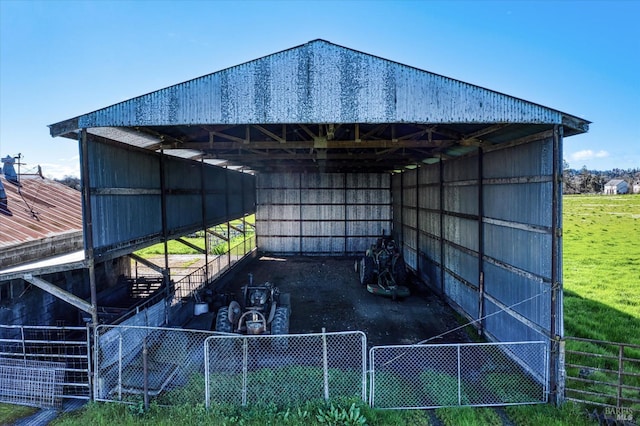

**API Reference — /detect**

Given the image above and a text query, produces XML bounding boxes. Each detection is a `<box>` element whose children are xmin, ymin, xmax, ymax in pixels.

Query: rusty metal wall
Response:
<box><xmin>393</xmin><ymin>137</ymin><xmax>556</xmax><ymax>346</ymax></box>
<box><xmin>257</xmin><ymin>172</ymin><xmax>391</xmax><ymax>255</ymax></box>
<box><xmin>64</xmin><ymin>40</ymin><xmax>565</xmax><ymax>132</ymax></box>
<box><xmin>87</xmin><ymin>139</ymin><xmax>255</xmax><ymax>258</ymax></box>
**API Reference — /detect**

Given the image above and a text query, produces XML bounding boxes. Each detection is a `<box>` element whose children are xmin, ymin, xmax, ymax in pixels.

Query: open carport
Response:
<box><xmin>48</xmin><ymin>39</ymin><xmax>589</xmax><ymax>403</ymax></box>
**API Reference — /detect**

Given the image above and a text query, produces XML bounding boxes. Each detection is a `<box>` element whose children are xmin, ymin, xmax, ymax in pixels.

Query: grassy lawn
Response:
<box><xmin>562</xmin><ymin>194</ymin><xmax>640</xmax><ymax>412</ymax></box>
<box><xmin>563</xmin><ymin>194</ymin><xmax>640</xmax><ymax>342</ymax></box>
<box><xmin>135</xmin><ymin>215</ymin><xmax>256</xmax><ymax>257</ymax></box>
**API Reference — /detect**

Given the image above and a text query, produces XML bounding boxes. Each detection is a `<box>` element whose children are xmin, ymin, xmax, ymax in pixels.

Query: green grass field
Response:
<box><xmin>563</xmin><ymin>194</ymin><xmax>640</xmax><ymax>343</ymax></box>
<box><xmin>134</xmin><ymin>215</ymin><xmax>256</xmax><ymax>257</ymax></box>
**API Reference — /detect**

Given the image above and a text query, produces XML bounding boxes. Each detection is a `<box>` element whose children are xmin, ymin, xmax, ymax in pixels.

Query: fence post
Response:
<box><xmin>617</xmin><ymin>344</ymin><xmax>624</xmax><ymax>408</ymax></box>
<box><xmin>457</xmin><ymin>345</ymin><xmax>462</xmax><ymax>405</ymax></box>
<box><xmin>556</xmin><ymin>339</ymin><xmax>565</xmax><ymax>405</ymax></box>
<box><xmin>322</xmin><ymin>328</ymin><xmax>330</xmax><ymax>401</ymax></box>
<box><xmin>143</xmin><ymin>337</ymin><xmax>149</xmax><ymax>411</ymax></box>
<box><xmin>118</xmin><ymin>334</ymin><xmax>123</xmax><ymax>401</ymax></box>
<box><xmin>242</xmin><ymin>338</ymin><xmax>248</xmax><ymax>406</ymax></box>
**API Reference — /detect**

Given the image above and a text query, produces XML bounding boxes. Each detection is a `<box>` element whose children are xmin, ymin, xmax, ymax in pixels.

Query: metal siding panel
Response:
<box><xmin>346</xmin><ymin>220</ymin><xmax>390</xmax><ymax>236</ymax></box>
<box><xmin>484</xmin><ymin>139</ymin><xmax>553</xmax><ymax>178</ymax></box>
<box><xmin>402</xmin><ymin>226</ymin><xmax>418</xmax><ymax>269</ymax></box>
<box><xmin>301</xmin><ymin>237</ymin><xmax>344</xmax><ymax>253</ymax></box>
<box><xmin>484</xmin><ymin>223</ymin><xmax>552</xmax><ymax>279</ymax></box>
<box><xmin>346</xmin><ymin>238</ymin><xmax>372</xmax><ymax>253</ymax></box>
<box><xmin>205</xmin><ymin>194</ymin><xmax>229</xmax><ymax>224</ymax></box>
<box><xmin>256</xmin><ymin>172</ymin><xmax>390</xmax><ymax>255</ymax></box>
<box><xmin>403</xmin><ymin>169</ymin><xmax>417</xmax><ymax>186</ymax></box>
<box><xmin>348</xmin><ymin>205</ymin><xmax>391</xmax><ymax>222</ymax></box>
<box><xmin>92</xmin><ymin>195</ymin><xmax>161</xmax><ymax>249</ymax></box>
<box><xmin>259</xmin><ymin>236</ymin><xmax>300</xmax><ymax>253</ymax></box>
<box><xmin>444</xmin><ymin>156</ymin><xmax>478</xmax><ymax>182</ymax></box>
<box><xmin>419</xmin><ymin>185</ymin><xmax>440</xmax><ymax>210</ymax></box>
<box><xmin>444</xmin><ymin>185</ymin><xmax>478</xmax><ymax>216</ymax></box>
<box><xmin>443</xmin><ymin>216</ymin><xmax>478</xmax><ymax>252</ymax></box>
<box><xmin>402</xmin><ymin>208</ymin><xmax>417</xmax><ymax>229</ymax></box>
<box><xmin>257</xmin><ymin>204</ymin><xmax>300</xmax><ymax>221</ymax></box>
<box><xmin>444</xmin><ymin>245</ymin><xmax>479</xmax><ymax>287</ymax></box>
<box><xmin>420</xmin><ymin>164</ymin><xmax>440</xmax><ymax>184</ymax></box>
<box><xmin>419</xmin><ymin>210</ymin><xmax>441</xmax><ymax>238</ymax></box>
<box><xmin>89</xmin><ymin>141</ymin><xmax>160</xmax><ymax>189</ymax></box>
<box><xmin>347</xmin><ymin>172</ymin><xmax>390</xmax><ymax>188</ymax></box>
<box><xmin>302</xmin><ymin>205</ymin><xmax>345</xmax><ymax>220</ymax></box>
<box><xmin>484</xmin><ymin>299</ymin><xmax>550</xmax><ymax>343</ymax></box>
<box><xmin>443</xmin><ymin>272</ymin><xmax>477</xmax><ymax>315</ymax></box>
<box><xmin>302</xmin><ymin>189</ymin><xmax>345</xmax><ymax>204</ymax></box>
<box><xmin>483</xmin><ymin>261</ymin><xmax>551</xmax><ymax>329</ymax></box>
<box><xmin>257</xmin><ymin>172</ymin><xmax>301</xmax><ymax>189</ymax></box>
<box><xmin>257</xmin><ymin>220</ymin><xmax>301</xmax><ymax>236</ymax></box>
<box><xmin>166</xmin><ymin>194</ymin><xmax>201</xmax><ymax>229</ymax></box>
<box><xmin>301</xmin><ymin>173</ymin><xmax>344</xmax><ymax>188</ymax></box>
<box><xmin>346</xmin><ymin>189</ymin><xmax>389</xmax><ymax>204</ymax></box>
<box><xmin>420</xmin><ymin>234</ymin><xmax>441</xmax><ymax>264</ymax></box>
<box><xmin>257</xmin><ymin>188</ymin><xmax>301</xmax><ymax>204</ymax></box>
<box><xmin>301</xmin><ymin>221</ymin><xmax>344</xmax><ymax>235</ymax></box>
<box><xmin>88</xmin><ymin>139</ymin><xmax>255</xmax><ymax>255</ymax></box>
<box><xmin>484</xmin><ymin>182</ymin><xmax>552</xmax><ymax>227</ymax></box>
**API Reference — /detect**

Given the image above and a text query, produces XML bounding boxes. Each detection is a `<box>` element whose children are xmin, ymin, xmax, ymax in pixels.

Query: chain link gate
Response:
<box><xmin>369</xmin><ymin>341</ymin><xmax>548</xmax><ymax>409</ymax></box>
<box><xmin>204</xmin><ymin>331</ymin><xmax>367</xmax><ymax>407</ymax></box>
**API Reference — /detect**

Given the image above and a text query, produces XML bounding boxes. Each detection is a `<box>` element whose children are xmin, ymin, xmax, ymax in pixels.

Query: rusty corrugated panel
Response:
<box><xmin>50</xmin><ymin>40</ymin><xmax>583</xmax><ymax>136</ymax></box>
<box><xmin>0</xmin><ymin>175</ymin><xmax>83</xmax><ymax>249</ymax></box>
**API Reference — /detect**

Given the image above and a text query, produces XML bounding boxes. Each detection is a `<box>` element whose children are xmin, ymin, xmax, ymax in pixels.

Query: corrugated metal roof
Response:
<box><xmin>49</xmin><ymin>39</ymin><xmax>589</xmax><ymax>135</ymax></box>
<box><xmin>0</xmin><ymin>174</ymin><xmax>83</xmax><ymax>249</ymax></box>
<box><xmin>47</xmin><ymin>39</ymin><xmax>589</xmax><ymax>174</ymax></box>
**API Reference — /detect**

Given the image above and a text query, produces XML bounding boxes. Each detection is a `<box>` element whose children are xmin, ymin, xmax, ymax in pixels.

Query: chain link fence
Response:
<box><xmin>94</xmin><ymin>325</ymin><xmax>217</xmax><ymax>404</ymax></box>
<box><xmin>94</xmin><ymin>326</ymin><xmax>366</xmax><ymax>407</ymax></box>
<box><xmin>204</xmin><ymin>331</ymin><xmax>367</xmax><ymax>407</ymax></box>
<box><xmin>369</xmin><ymin>341</ymin><xmax>548</xmax><ymax>409</ymax></box>
<box><xmin>94</xmin><ymin>325</ymin><xmax>547</xmax><ymax>410</ymax></box>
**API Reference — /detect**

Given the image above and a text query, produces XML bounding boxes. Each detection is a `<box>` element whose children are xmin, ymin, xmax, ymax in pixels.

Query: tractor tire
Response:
<box><xmin>271</xmin><ymin>306</ymin><xmax>290</xmax><ymax>351</ymax></box>
<box><xmin>359</xmin><ymin>256</ymin><xmax>375</xmax><ymax>285</ymax></box>
<box><xmin>392</xmin><ymin>256</ymin><xmax>408</xmax><ymax>285</ymax></box>
<box><xmin>215</xmin><ymin>307</ymin><xmax>233</xmax><ymax>333</ymax></box>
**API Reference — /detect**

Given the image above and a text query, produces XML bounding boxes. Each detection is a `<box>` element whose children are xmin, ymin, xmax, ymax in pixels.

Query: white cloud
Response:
<box><xmin>39</xmin><ymin>162</ymin><xmax>80</xmax><ymax>180</ymax></box>
<box><xmin>571</xmin><ymin>150</ymin><xmax>609</xmax><ymax>161</ymax></box>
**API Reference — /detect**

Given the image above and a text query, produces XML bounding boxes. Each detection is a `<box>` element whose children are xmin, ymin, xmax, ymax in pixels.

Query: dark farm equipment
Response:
<box><xmin>214</xmin><ymin>274</ymin><xmax>290</xmax><ymax>338</ymax></box>
<box><xmin>355</xmin><ymin>233</ymin><xmax>409</xmax><ymax>299</ymax></box>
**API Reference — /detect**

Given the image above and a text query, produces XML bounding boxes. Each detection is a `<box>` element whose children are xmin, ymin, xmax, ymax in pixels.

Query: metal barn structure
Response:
<box><xmin>48</xmin><ymin>40</ymin><xmax>589</xmax><ymax>402</ymax></box>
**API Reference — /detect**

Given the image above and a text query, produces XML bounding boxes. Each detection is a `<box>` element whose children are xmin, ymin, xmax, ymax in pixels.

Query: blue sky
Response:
<box><xmin>1</xmin><ymin>0</ymin><xmax>638</xmax><ymax>179</ymax></box>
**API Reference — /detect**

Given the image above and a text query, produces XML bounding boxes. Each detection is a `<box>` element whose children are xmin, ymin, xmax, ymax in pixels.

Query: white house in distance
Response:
<box><xmin>603</xmin><ymin>179</ymin><xmax>629</xmax><ymax>195</ymax></box>
<box><xmin>633</xmin><ymin>183</ymin><xmax>640</xmax><ymax>194</ymax></box>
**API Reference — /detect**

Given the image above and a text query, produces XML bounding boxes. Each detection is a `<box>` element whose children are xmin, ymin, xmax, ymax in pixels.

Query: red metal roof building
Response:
<box><xmin>0</xmin><ymin>172</ymin><xmax>83</xmax><ymax>269</ymax></box>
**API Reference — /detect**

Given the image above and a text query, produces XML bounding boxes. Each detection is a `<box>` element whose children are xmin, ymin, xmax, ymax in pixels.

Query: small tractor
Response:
<box><xmin>214</xmin><ymin>274</ymin><xmax>290</xmax><ymax>338</ymax></box>
<box><xmin>355</xmin><ymin>233</ymin><xmax>410</xmax><ymax>299</ymax></box>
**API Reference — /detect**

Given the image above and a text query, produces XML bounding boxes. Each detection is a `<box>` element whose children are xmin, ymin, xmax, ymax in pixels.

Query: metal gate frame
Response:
<box><xmin>0</xmin><ymin>324</ymin><xmax>91</xmax><ymax>404</ymax></box>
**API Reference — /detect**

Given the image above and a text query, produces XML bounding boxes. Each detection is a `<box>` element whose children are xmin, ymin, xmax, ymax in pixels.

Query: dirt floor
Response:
<box><xmin>215</xmin><ymin>255</ymin><xmax>473</xmax><ymax>347</ymax></box>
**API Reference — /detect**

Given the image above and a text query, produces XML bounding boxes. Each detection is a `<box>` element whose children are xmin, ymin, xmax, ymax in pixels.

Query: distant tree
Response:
<box><xmin>55</xmin><ymin>176</ymin><xmax>81</xmax><ymax>191</ymax></box>
<box><xmin>562</xmin><ymin>160</ymin><xmax>578</xmax><ymax>194</ymax></box>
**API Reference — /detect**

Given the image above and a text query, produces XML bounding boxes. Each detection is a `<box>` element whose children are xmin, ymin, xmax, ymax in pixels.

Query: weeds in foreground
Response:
<box><xmin>51</xmin><ymin>398</ymin><xmax>434</xmax><ymax>426</ymax></box>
